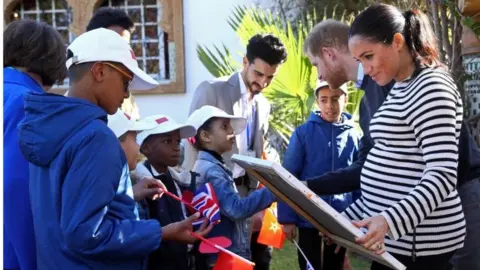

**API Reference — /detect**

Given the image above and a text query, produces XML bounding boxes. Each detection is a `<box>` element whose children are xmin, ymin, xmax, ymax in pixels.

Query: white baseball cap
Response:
<box><xmin>65</xmin><ymin>28</ymin><xmax>158</xmax><ymax>90</ymax></box>
<box><xmin>136</xmin><ymin>115</ymin><xmax>197</xmax><ymax>147</ymax></box>
<box><xmin>314</xmin><ymin>80</ymin><xmax>348</xmax><ymax>97</ymax></box>
<box><xmin>187</xmin><ymin>105</ymin><xmax>246</xmax><ymax>135</ymax></box>
<box><xmin>108</xmin><ymin>109</ymin><xmax>157</xmax><ymax>138</ymax></box>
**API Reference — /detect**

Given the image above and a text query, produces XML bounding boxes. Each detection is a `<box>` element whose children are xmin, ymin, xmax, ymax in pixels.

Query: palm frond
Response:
<box><xmin>197</xmin><ymin>5</ymin><xmax>359</xmax><ymax>146</ymax></box>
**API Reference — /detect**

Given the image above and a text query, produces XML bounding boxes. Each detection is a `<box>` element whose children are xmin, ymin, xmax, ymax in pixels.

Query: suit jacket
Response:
<box><xmin>187</xmin><ymin>73</ymin><xmax>271</xmax><ymax>183</ymax></box>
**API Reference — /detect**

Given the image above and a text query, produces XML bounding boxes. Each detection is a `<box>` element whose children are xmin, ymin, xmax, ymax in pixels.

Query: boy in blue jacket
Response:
<box><xmin>278</xmin><ymin>81</ymin><xmax>360</xmax><ymax>270</ymax></box>
<box><xmin>17</xmin><ymin>28</ymin><xmax>207</xmax><ymax>270</ymax></box>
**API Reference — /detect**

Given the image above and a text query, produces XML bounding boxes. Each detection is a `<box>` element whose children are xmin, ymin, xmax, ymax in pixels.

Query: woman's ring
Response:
<box><xmin>376</xmin><ymin>243</ymin><xmax>382</xmax><ymax>251</ymax></box>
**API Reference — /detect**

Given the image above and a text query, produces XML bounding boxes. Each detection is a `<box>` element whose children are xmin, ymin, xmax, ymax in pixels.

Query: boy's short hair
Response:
<box><xmin>87</xmin><ymin>7</ymin><xmax>134</xmax><ymax>32</ymax></box>
<box><xmin>246</xmin><ymin>34</ymin><xmax>287</xmax><ymax>65</ymax></box>
<box><xmin>4</xmin><ymin>19</ymin><xmax>67</xmax><ymax>86</ymax></box>
<box><xmin>314</xmin><ymin>80</ymin><xmax>348</xmax><ymax>98</ymax></box>
<box><xmin>304</xmin><ymin>19</ymin><xmax>350</xmax><ymax>57</ymax></box>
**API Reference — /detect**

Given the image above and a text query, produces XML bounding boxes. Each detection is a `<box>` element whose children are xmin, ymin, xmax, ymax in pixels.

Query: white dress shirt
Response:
<box><xmin>232</xmin><ymin>72</ymin><xmax>258</xmax><ymax>178</ymax></box>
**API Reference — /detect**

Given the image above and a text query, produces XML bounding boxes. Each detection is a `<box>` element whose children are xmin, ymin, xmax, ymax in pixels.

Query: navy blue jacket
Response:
<box><xmin>18</xmin><ymin>93</ymin><xmax>162</xmax><ymax>270</ymax></box>
<box><xmin>278</xmin><ymin>112</ymin><xmax>360</xmax><ymax>228</ymax></box>
<box><xmin>3</xmin><ymin>68</ymin><xmax>39</xmax><ymax>270</ymax></box>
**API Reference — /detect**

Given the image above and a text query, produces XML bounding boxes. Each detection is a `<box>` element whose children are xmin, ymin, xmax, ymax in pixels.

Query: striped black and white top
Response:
<box><xmin>344</xmin><ymin>67</ymin><xmax>466</xmax><ymax>257</ymax></box>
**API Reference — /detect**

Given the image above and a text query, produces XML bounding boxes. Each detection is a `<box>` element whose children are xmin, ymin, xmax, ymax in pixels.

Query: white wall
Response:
<box><xmin>135</xmin><ymin>0</ymin><xmax>270</xmax><ymax>123</ymax></box>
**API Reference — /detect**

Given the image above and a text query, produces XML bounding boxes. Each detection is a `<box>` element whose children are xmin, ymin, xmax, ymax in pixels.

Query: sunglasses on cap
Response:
<box><xmin>91</xmin><ymin>62</ymin><xmax>133</xmax><ymax>92</ymax></box>
<box><xmin>104</xmin><ymin>62</ymin><xmax>134</xmax><ymax>92</ymax></box>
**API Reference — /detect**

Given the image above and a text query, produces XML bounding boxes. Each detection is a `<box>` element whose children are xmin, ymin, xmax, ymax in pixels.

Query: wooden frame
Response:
<box><xmin>232</xmin><ymin>154</ymin><xmax>406</xmax><ymax>270</ymax></box>
<box><xmin>3</xmin><ymin>0</ymin><xmax>185</xmax><ymax>95</ymax></box>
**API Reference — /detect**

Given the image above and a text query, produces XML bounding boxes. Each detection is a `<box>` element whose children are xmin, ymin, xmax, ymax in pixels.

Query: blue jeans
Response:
<box><xmin>450</xmin><ymin>178</ymin><xmax>480</xmax><ymax>270</ymax></box>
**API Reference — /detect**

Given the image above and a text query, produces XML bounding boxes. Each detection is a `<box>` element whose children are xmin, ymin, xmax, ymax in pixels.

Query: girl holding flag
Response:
<box><xmin>185</xmin><ymin>105</ymin><xmax>276</xmax><ymax>268</ymax></box>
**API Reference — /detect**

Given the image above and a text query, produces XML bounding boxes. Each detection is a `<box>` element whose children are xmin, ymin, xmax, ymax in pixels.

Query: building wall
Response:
<box><xmin>134</xmin><ymin>0</ymin><xmax>267</xmax><ymax>122</ymax></box>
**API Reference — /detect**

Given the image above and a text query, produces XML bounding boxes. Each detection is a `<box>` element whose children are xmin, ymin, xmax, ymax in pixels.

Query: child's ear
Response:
<box><xmin>140</xmin><ymin>143</ymin><xmax>150</xmax><ymax>156</ymax></box>
<box><xmin>200</xmin><ymin>130</ymin><xmax>211</xmax><ymax>143</ymax></box>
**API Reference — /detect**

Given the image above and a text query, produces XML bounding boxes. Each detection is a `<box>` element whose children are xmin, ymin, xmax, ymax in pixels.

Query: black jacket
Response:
<box><xmin>142</xmin><ymin>162</ymin><xmax>197</xmax><ymax>270</ymax></box>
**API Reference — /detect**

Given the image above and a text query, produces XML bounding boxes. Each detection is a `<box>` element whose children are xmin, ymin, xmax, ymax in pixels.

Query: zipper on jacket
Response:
<box><xmin>412</xmin><ymin>228</ymin><xmax>416</xmax><ymax>262</ymax></box>
<box><xmin>331</xmin><ymin>125</ymin><xmax>334</xmax><ymax>172</ymax></box>
<box><xmin>330</xmin><ymin>125</ymin><xmax>335</xmax><ymax>206</ymax></box>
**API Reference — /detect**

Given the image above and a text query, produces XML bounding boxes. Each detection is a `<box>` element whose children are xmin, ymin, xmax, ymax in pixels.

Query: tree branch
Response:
<box><xmin>440</xmin><ymin>1</ymin><xmax>452</xmax><ymax>64</ymax></box>
<box><xmin>429</xmin><ymin>0</ymin><xmax>445</xmax><ymax>62</ymax></box>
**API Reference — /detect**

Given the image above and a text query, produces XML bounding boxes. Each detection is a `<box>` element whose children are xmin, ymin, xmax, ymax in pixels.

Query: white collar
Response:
<box><xmin>140</xmin><ymin>163</ymin><xmax>192</xmax><ymax>186</ymax></box>
<box><xmin>150</xmin><ymin>165</ymin><xmax>162</xmax><ymax>177</ymax></box>
<box><xmin>238</xmin><ymin>71</ymin><xmax>248</xmax><ymax>95</ymax></box>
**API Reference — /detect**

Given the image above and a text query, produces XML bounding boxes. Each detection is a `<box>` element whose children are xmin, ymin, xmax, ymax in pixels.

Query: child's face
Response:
<box><xmin>141</xmin><ymin>130</ymin><xmax>182</xmax><ymax>168</ymax></box>
<box><xmin>201</xmin><ymin>118</ymin><xmax>236</xmax><ymax>154</ymax></box>
<box><xmin>120</xmin><ymin>131</ymin><xmax>140</xmax><ymax>171</ymax></box>
<box><xmin>316</xmin><ymin>87</ymin><xmax>347</xmax><ymax>123</ymax></box>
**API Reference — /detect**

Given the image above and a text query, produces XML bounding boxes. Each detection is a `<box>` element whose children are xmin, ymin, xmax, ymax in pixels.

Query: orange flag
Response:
<box><xmin>213</xmin><ymin>250</ymin><xmax>254</xmax><ymax>270</ymax></box>
<box><xmin>257</xmin><ymin>203</ymin><xmax>286</xmax><ymax>249</ymax></box>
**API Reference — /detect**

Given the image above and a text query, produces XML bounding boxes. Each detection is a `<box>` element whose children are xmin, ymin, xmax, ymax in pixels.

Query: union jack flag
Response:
<box><xmin>191</xmin><ymin>182</ymin><xmax>221</xmax><ymax>226</ymax></box>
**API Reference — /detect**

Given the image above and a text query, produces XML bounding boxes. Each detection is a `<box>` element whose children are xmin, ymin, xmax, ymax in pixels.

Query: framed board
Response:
<box><xmin>231</xmin><ymin>154</ymin><xmax>406</xmax><ymax>270</ymax></box>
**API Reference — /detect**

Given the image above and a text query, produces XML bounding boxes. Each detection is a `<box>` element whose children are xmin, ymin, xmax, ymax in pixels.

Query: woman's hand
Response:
<box><xmin>352</xmin><ymin>215</ymin><xmax>388</xmax><ymax>255</ymax></box>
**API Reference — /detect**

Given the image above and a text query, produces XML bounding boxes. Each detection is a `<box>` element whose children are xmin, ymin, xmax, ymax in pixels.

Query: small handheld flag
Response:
<box><xmin>257</xmin><ymin>204</ymin><xmax>285</xmax><ymax>249</ymax></box>
<box><xmin>191</xmin><ymin>182</ymin><xmax>221</xmax><ymax>225</ymax></box>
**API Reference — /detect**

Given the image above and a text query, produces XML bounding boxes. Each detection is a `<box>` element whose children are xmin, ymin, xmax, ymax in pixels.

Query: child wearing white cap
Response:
<box><xmin>131</xmin><ymin>114</ymin><xmax>212</xmax><ymax>270</ymax></box>
<box><xmin>185</xmin><ymin>105</ymin><xmax>276</xmax><ymax>266</ymax></box>
<box><xmin>107</xmin><ymin>109</ymin><xmax>167</xmax><ymax>202</ymax></box>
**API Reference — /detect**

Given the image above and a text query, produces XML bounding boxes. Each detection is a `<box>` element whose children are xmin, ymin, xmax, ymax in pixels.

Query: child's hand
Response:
<box><xmin>161</xmin><ymin>213</ymin><xmax>214</xmax><ymax>244</ymax></box>
<box><xmin>133</xmin><ymin>177</ymin><xmax>166</xmax><ymax>201</ymax></box>
<box><xmin>283</xmin><ymin>224</ymin><xmax>297</xmax><ymax>241</ymax></box>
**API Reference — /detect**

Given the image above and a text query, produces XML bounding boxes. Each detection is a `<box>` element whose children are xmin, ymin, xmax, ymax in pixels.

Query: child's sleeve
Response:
<box><xmin>282</xmin><ymin>130</ymin><xmax>305</xmax><ymax>178</ymax></box>
<box><xmin>59</xmin><ymin>131</ymin><xmax>161</xmax><ymax>259</ymax></box>
<box><xmin>207</xmin><ymin>168</ymin><xmax>275</xmax><ymax>221</ymax></box>
<box><xmin>278</xmin><ymin>129</ymin><xmax>305</xmax><ymax>225</ymax></box>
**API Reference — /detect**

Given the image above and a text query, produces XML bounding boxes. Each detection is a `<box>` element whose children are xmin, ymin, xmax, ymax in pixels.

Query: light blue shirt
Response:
<box><xmin>355</xmin><ymin>64</ymin><xmax>364</xmax><ymax>88</ymax></box>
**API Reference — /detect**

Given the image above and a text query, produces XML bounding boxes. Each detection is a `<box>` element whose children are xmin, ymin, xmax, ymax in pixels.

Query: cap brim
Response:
<box><xmin>228</xmin><ymin>117</ymin><xmax>247</xmax><ymax>134</ymax></box>
<box><xmin>126</xmin><ymin>64</ymin><xmax>159</xmax><ymax>91</ymax></box>
<box><xmin>178</xmin><ymin>125</ymin><xmax>197</xmax><ymax>139</ymax></box>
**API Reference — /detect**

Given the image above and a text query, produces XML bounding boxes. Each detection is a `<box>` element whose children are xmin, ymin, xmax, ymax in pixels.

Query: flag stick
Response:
<box><xmin>159</xmin><ymin>187</ymin><xmax>197</xmax><ymax>212</ymax></box>
<box><xmin>292</xmin><ymin>239</ymin><xmax>314</xmax><ymax>270</ymax></box>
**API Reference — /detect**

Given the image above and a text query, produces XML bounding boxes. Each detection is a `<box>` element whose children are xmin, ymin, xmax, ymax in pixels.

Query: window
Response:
<box><xmin>99</xmin><ymin>0</ymin><xmax>170</xmax><ymax>83</ymax></box>
<box><xmin>4</xmin><ymin>0</ymin><xmax>186</xmax><ymax>94</ymax></box>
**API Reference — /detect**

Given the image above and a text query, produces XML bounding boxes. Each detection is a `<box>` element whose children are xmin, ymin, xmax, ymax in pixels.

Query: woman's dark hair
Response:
<box><xmin>349</xmin><ymin>4</ymin><xmax>441</xmax><ymax>68</ymax></box>
<box><xmin>246</xmin><ymin>34</ymin><xmax>287</xmax><ymax>65</ymax></box>
<box><xmin>87</xmin><ymin>7</ymin><xmax>134</xmax><ymax>33</ymax></box>
<box><xmin>191</xmin><ymin>117</ymin><xmax>218</xmax><ymax>150</ymax></box>
<box><xmin>4</xmin><ymin>19</ymin><xmax>67</xmax><ymax>86</ymax></box>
